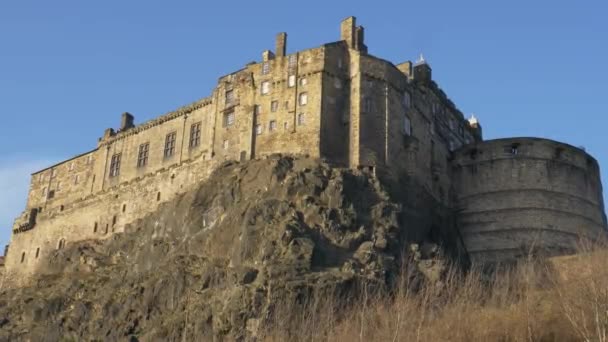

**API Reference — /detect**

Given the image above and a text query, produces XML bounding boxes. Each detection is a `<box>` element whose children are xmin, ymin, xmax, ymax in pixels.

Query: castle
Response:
<box><xmin>2</xmin><ymin>17</ymin><xmax>606</xmax><ymax>284</ymax></box>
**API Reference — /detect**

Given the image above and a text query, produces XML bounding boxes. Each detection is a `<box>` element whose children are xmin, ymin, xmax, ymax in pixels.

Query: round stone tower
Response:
<box><xmin>452</xmin><ymin>137</ymin><xmax>607</xmax><ymax>264</ymax></box>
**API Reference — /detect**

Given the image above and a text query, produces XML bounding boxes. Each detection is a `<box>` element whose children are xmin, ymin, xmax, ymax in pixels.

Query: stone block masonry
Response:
<box><xmin>2</xmin><ymin>17</ymin><xmax>605</xmax><ymax>286</ymax></box>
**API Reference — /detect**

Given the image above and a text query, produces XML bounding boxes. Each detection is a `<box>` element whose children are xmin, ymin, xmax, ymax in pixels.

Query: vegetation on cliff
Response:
<box><xmin>0</xmin><ymin>155</ymin><xmax>606</xmax><ymax>341</ymax></box>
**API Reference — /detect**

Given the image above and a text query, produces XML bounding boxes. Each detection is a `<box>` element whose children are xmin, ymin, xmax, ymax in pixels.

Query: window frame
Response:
<box><xmin>109</xmin><ymin>153</ymin><xmax>122</xmax><ymax>178</ymax></box>
<box><xmin>137</xmin><ymin>142</ymin><xmax>150</xmax><ymax>168</ymax></box>
<box><xmin>164</xmin><ymin>132</ymin><xmax>177</xmax><ymax>159</ymax></box>
<box><xmin>298</xmin><ymin>92</ymin><xmax>308</xmax><ymax>106</ymax></box>
<box><xmin>223</xmin><ymin>111</ymin><xmax>235</xmax><ymax>127</ymax></box>
<box><xmin>261</xmin><ymin>81</ymin><xmax>270</xmax><ymax>95</ymax></box>
<box><xmin>288</xmin><ymin>75</ymin><xmax>296</xmax><ymax>87</ymax></box>
<box><xmin>189</xmin><ymin>122</ymin><xmax>202</xmax><ymax>148</ymax></box>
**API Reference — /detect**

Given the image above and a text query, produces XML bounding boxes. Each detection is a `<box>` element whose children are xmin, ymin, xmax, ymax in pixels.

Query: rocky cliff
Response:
<box><xmin>0</xmin><ymin>155</ymin><xmax>445</xmax><ymax>341</ymax></box>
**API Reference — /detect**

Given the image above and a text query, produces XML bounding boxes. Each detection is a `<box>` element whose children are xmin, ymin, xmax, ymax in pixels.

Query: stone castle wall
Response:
<box><xmin>3</xmin><ymin>17</ymin><xmax>603</xmax><ymax>284</ymax></box>
<box><xmin>452</xmin><ymin>138</ymin><xmax>607</xmax><ymax>263</ymax></box>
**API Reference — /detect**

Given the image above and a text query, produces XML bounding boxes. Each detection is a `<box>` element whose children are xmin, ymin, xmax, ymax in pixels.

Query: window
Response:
<box><xmin>298</xmin><ymin>92</ymin><xmax>308</xmax><ymax>106</ymax></box>
<box><xmin>403</xmin><ymin>92</ymin><xmax>411</xmax><ymax>109</ymax></box>
<box><xmin>288</xmin><ymin>55</ymin><xmax>297</xmax><ymax>67</ymax></box>
<box><xmin>223</xmin><ymin>139</ymin><xmax>229</xmax><ymax>149</ymax></box>
<box><xmin>255</xmin><ymin>124</ymin><xmax>263</xmax><ymax>135</ymax></box>
<box><xmin>223</xmin><ymin>111</ymin><xmax>235</xmax><ymax>127</ymax></box>
<box><xmin>164</xmin><ymin>132</ymin><xmax>177</xmax><ymax>158</ymax></box>
<box><xmin>511</xmin><ymin>144</ymin><xmax>519</xmax><ymax>155</ymax></box>
<box><xmin>137</xmin><ymin>143</ymin><xmax>150</xmax><ymax>167</ymax></box>
<box><xmin>122</xmin><ymin>204</ymin><xmax>127</xmax><ymax>213</ymax></box>
<box><xmin>364</xmin><ymin>98</ymin><xmax>372</xmax><ymax>113</ymax></box>
<box><xmin>297</xmin><ymin>113</ymin><xmax>305</xmax><ymax>126</ymax></box>
<box><xmin>299</xmin><ymin>77</ymin><xmax>308</xmax><ymax>86</ymax></box>
<box><xmin>109</xmin><ymin>153</ymin><xmax>121</xmax><ymax>177</ymax></box>
<box><xmin>403</xmin><ymin>116</ymin><xmax>412</xmax><ymax>136</ymax></box>
<box><xmin>57</xmin><ymin>239</ymin><xmax>65</xmax><ymax>250</ymax></box>
<box><xmin>225</xmin><ymin>89</ymin><xmax>235</xmax><ymax>105</ymax></box>
<box><xmin>157</xmin><ymin>192</ymin><xmax>161</xmax><ymax>201</ymax></box>
<box><xmin>94</xmin><ymin>222</ymin><xmax>98</xmax><ymax>233</ymax></box>
<box><xmin>269</xmin><ymin>120</ymin><xmax>277</xmax><ymax>131</ymax></box>
<box><xmin>35</xmin><ymin>248</ymin><xmax>40</xmax><ymax>258</ymax></box>
<box><xmin>271</xmin><ymin>101</ymin><xmax>278</xmax><ymax>112</ymax></box>
<box><xmin>189</xmin><ymin>122</ymin><xmax>202</xmax><ymax>148</ymax></box>
<box><xmin>47</xmin><ymin>190</ymin><xmax>55</xmax><ymax>199</ymax></box>
<box><xmin>334</xmin><ymin>79</ymin><xmax>342</xmax><ymax>89</ymax></box>
<box><xmin>288</xmin><ymin>75</ymin><xmax>296</xmax><ymax>87</ymax></box>
<box><xmin>261</xmin><ymin>81</ymin><xmax>270</xmax><ymax>95</ymax></box>
<box><xmin>262</xmin><ymin>62</ymin><xmax>270</xmax><ymax>75</ymax></box>
<box><xmin>21</xmin><ymin>252</ymin><xmax>25</xmax><ymax>263</ymax></box>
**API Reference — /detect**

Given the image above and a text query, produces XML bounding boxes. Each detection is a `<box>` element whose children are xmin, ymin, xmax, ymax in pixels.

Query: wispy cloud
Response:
<box><xmin>0</xmin><ymin>159</ymin><xmax>58</xmax><ymax>253</ymax></box>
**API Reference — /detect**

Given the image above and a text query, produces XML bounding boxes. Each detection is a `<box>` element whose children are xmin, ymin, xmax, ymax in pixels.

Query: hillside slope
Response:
<box><xmin>0</xmin><ymin>155</ymin><xmax>415</xmax><ymax>341</ymax></box>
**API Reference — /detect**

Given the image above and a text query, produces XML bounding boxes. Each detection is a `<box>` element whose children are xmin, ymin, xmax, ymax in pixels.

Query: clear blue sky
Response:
<box><xmin>1</xmin><ymin>1</ymin><xmax>607</xmax><ymax>250</ymax></box>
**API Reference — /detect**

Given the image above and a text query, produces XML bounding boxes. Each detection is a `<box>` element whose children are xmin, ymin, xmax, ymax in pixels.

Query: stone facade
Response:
<box><xmin>2</xmin><ymin>17</ymin><xmax>605</xmax><ymax>284</ymax></box>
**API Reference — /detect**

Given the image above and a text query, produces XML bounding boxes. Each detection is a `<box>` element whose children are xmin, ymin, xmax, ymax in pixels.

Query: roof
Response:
<box><xmin>31</xmin><ymin>148</ymin><xmax>98</xmax><ymax>175</ymax></box>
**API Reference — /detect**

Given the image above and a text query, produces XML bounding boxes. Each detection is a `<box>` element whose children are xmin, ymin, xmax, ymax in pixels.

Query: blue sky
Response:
<box><xmin>0</xmin><ymin>0</ymin><xmax>606</xmax><ymax>250</ymax></box>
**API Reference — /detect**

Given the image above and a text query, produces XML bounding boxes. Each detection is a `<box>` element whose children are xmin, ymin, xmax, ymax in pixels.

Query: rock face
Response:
<box><xmin>0</xmin><ymin>156</ymin><xmax>414</xmax><ymax>341</ymax></box>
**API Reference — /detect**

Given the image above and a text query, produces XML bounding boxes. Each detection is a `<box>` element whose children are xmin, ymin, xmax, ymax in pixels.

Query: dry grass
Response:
<box><xmin>260</xmin><ymin>244</ymin><xmax>608</xmax><ymax>342</ymax></box>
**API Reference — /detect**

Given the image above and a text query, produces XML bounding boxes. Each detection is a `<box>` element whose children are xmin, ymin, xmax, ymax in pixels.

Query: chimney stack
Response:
<box><xmin>276</xmin><ymin>32</ymin><xmax>287</xmax><ymax>57</ymax></box>
<box><xmin>340</xmin><ymin>16</ymin><xmax>356</xmax><ymax>49</ymax></box>
<box><xmin>120</xmin><ymin>112</ymin><xmax>135</xmax><ymax>131</ymax></box>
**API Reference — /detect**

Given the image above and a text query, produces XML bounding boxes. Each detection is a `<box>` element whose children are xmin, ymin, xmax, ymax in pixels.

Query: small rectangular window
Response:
<box><xmin>269</xmin><ymin>120</ymin><xmax>277</xmax><ymax>131</ymax></box>
<box><xmin>271</xmin><ymin>101</ymin><xmax>278</xmax><ymax>112</ymax></box>
<box><xmin>288</xmin><ymin>55</ymin><xmax>297</xmax><ymax>67</ymax></box>
<box><xmin>288</xmin><ymin>75</ymin><xmax>296</xmax><ymax>88</ymax></box>
<box><xmin>189</xmin><ymin>122</ymin><xmax>202</xmax><ymax>148</ymax></box>
<box><xmin>164</xmin><ymin>132</ymin><xmax>177</xmax><ymax>158</ymax></box>
<box><xmin>137</xmin><ymin>143</ymin><xmax>149</xmax><ymax>167</ymax></box>
<box><xmin>363</xmin><ymin>98</ymin><xmax>372</xmax><ymax>113</ymax></box>
<box><xmin>255</xmin><ymin>124</ymin><xmax>263</xmax><ymax>135</ymax></box>
<box><xmin>403</xmin><ymin>92</ymin><xmax>411</xmax><ymax>109</ymax></box>
<box><xmin>297</xmin><ymin>113</ymin><xmax>305</xmax><ymax>126</ymax></box>
<box><xmin>225</xmin><ymin>89</ymin><xmax>235</xmax><ymax>105</ymax></box>
<box><xmin>261</xmin><ymin>81</ymin><xmax>270</xmax><ymax>95</ymax></box>
<box><xmin>299</xmin><ymin>77</ymin><xmax>308</xmax><ymax>86</ymax></box>
<box><xmin>262</xmin><ymin>62</ymin><xmax>270</xmax><ymax>75</ymax></box>
<box><xmin>224</xmin><ymin>111</ymin><xmax>235</xmax><ymax>127</ymax></box>
<box><xmin>299</xmin><ymin>92</ymin><xmax>308</xmax><ymax>106</ymax></box>
<box><xmin>109</xmin><ymin>153</ymin><xmax>121</xmax><ymax>177</ymax></box>
<box><xmin>403</xmin><ymin>116</ymin><xmax>412</xmax><ymax>136</ymax></box>
<box><xmin>74</xmin><ymin>174</ymin><xmax>80</xmax><ymax>185</ymax></box>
